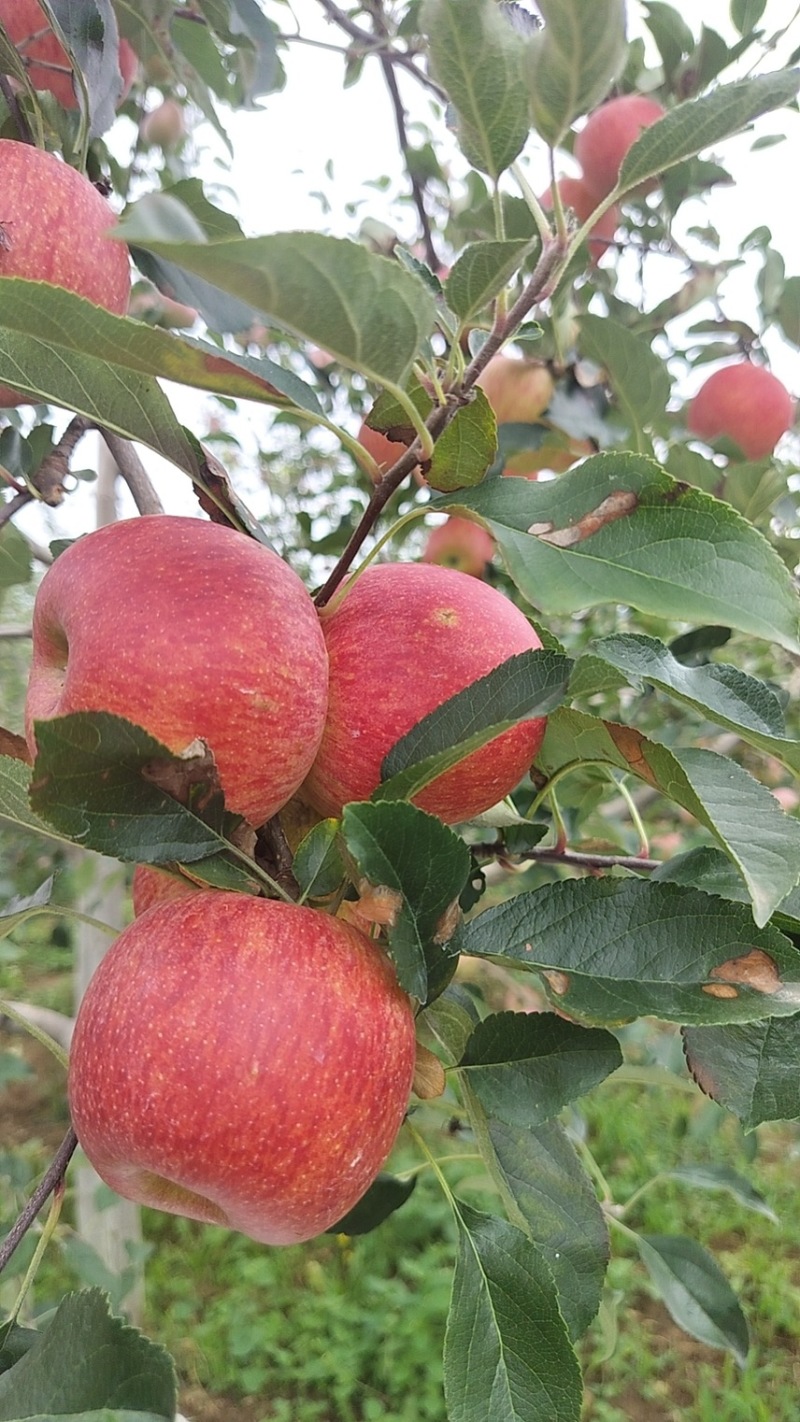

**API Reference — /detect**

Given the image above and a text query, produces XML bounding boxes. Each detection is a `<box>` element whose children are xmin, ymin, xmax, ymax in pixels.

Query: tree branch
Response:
<box><xmin>99</xmin><ymin>431</ymin><xmax>165</xmax><ymax>516</ymax></box>
<box><xmin>0</xmin><ymin>415</ymin><xmax>93</xmax><ymax>529</ymax></box>
<box><xmin>474</xmin><ymin>844</ymin><xmax>662</xmax><ymax>874</ymax></box>
<box><xmin>0</xmin><ymin>1127</ymin><xmax>78</xmax><ymax>1278</ymax></box>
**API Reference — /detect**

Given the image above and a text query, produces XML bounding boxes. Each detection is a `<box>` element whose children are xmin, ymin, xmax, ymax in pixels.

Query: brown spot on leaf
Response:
<box><xmin>0</xmin><ymin>726</ymin><xmax>32</xmax><ymax>764</ymax></box>
<box><xmin>709</xmin><ymin>949</ymin><xmax>781</xmax><ymax>995</ymax></box>
<box><xmin>412</xmin><ymin>1043</ymin><xmax>446</xmax><ymax>1099</ymax></box>
<box><xmin>606</xmin><ymin>722</ymin><xmax>660</xmax><ymax>787</ymax></box>
<box><xmin>528</xmin><ymin>490</ymin><xmax>638</xmax><ymax>545</ymax></box>
<box><xmin>433</xmin><ymin>898</ymin><xmax>462</xmax><ymax>945</ymax></box>
<box><xmin>141</xmin><ymin>737</ymin><xmax>223</xmax><ymax>816</ymax></box>
<box><xmin>542</xmin><ymin>969</ymin><xmax>570</xmax><ymax>996</ymax></box>
<box><xmin>701</xmin><ymin>983</ymin><xmax>739</xmax><ymax>999</ymax></box>
<box><xmin>354</xmin><ymin>878</ymin><xmax>402</xmax><ymax>927</ymax></box>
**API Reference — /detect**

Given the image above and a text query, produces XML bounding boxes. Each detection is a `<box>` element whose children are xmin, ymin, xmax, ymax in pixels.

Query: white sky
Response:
<box><xmin>12</xmin><ymin>0</ymin><xmax>800</xmax><ymax>544</ymax></box>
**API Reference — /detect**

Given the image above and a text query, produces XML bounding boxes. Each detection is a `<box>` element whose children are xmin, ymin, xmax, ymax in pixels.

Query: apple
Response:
<box><xmin>25</xmin><ymin>516</ymin><xmax>329</xmax><ymax>829</ymax></box>
<box><xmin>0</xmin><ymin>140</ymin><xmax>131</xmax><ymax>407</ymax></box>
<box><xmin>0</xmin><ymin>0</ymin><xmax>137</xmax><ymax>108</ymax></box>
<box><xmin>303</xmin><ymin>562</ymin><xmax>547</xmax><ymax>824</ymax></box>
<box><xmin>540</xmin><ymin>176</ymin><xmax>620</xmax><ymax>263</ymax></box>
<box><xmin>476</xmin><ymin>355</ymin><xmax>554</xmax><ymax>426</ymax></box>
<box><xmin>357</xmin><ymin>420</ymin><xmax>414</xmax><ymax>484</ymax></box>
<box><xmin>68</xmin><ymin>892</ymin><xmax>416</xmax><ymax>1245</ymax></box>
<box><xmin>687</xmin><ymin>363</ymin><xmax>795</xmax><ymax>461</ymax></box>
<box><xmin>131</xmin><ymin>864</ymin><xmax>200</xmax><ymax>916</ymax></box>
<box><xmin>422</xmin><ymin>516</ymin><xmax>495</xmax><ymax>577</ymax></box>
<box><xmin>575</xmin><ymin>94</ymin><xmax>666</xmax><ymax>201</ymax></box>
<box><xmin>503</xmin><ymin>434</ymin><xmax>594</xmax><ymax>478</ymax></box>
<box><xmin>141</xmin><ymin>99</ymin><xmax>187</xmax><ymax>151</ymax></box>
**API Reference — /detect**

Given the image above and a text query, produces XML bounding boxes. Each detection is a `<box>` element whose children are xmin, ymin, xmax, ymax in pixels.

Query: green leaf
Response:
<box><xmin>0</xmin><ymin>281</ymin><xmax>198</xmax><ymax>479</ymax></box>
<box><xmin>417</xmin><ymin>983</ymin><xmax>480</xmax><ymax>1065</ymax></box>
<box><xmin>420</xmin><ymin>0</ymin><xmax>530</xmax><ymax>179</ymax></box>
<box><xmin>0</xmin><ymin>877</ymin><xmax>54</xmax><ymax>941</ymax></box>
<box><xmin>445</xmin><ymin>1202</ymin><xmax>582</xmax><ymax>1422</ymax></box>
<box><xmin>643</xmin><ymin>3</ymin><xmax>695</xmax><ymax>79</ymax></box>
<box><xmin>0</xmin><ymin>524</ymin><xmax>32</xmax><ymax>600</ymax></box>
<box><xmin>776</xmin><ymin>273</ymin><xmax>800</xmax><ymax>345</ymax></box>
<box><xmin>590</xmin><ymin>633</ymin><xmax>800</xmax><ymax>776</ymax></box>
<box><xmin>0</xmin><ymin>1414</ymin><xmax>168</xmax><ymax>1421</ymax></box>
<box><xmin>653</xmin><ymin>847</ymin><xmax>800</xmax><ymax>940</ymax></box>
<box><xmin>0</xmin><ymin>757</ymin><xmax>71</xmax><ymax>847</ymax></box>
<box><xmin>577</xmin><ymin>315</ymin><xmax>671</xmax><ymax>447</ymax></box>
<box><xmin>294</xmin><ymin>819</ymin><xmax>345</xmax><ymax>899</ymax></box>
<box><xmin>377</xmin><ymin>650</ymin><xmax>571</xmax><ymax>805</ymax></box>
<box><xmin>427</xmin><ymin>388</ymin><xmax>497</xmax><ymax>492</ymax></box>
<box><xmin>636</xmin><ymin>1235</ymin><xmax>750</xmax><ymax>1366</ymax></box>
<box><xmin>480</xmin><ymin>1117</ymin><xmax>609</xmax><ymax>1341</ymax></box>
<box><xmin>0</xmin><ymin>1288</ymin><xmax>176</xmax><ymax>1418</ymax></box>
<box><xmin>341</xmin><ymin>801</ymin><xmax>470</xmax><ymax>1001</ymax></box>
<box><xmin>526</xmin><ymin>0</ymin><xmax>627</xmax><ymax>144</ymax></box>
<box><xmin>0</xmin><ymin>275</ymin><xmax>320</xmax><ymax>422</ymax></box>
<box><xmin>445</xmin><ymin>240</ymin><xmax>536</xmax><ymax>323</ymax></box>
<box><xmin>458</xmin><ymin>1011</ymin><xmax>622</xmax><ymax>1126</ymax></box>
<box><xmin>731</xmin><ymin>0</ymin><xmax>767</xmax><ymax>35</ymax></box>
<box><xmin>683</xmin><ymin>1015</ymin><xmax>800</xmax><ymax>1129</ymax></box>
<box><xmin>452</xmin><ymin>876</ymin><xmax>800</xmax><ymax>1026</ymax></box>
<box><xmin>326</xmin><ymin>1173</ymin><xmax>417</xmax><ymax>1236</ymax></box>
<box><xmin>28</xmin><ymin>712</ymin><xmax>249</xmax><ymax>870</ymax></box>
<box><xmin>538</xmin><ymin>707</ymin><xmax>800</xmax><ymax>926</ymax></box>
<box><xmin>113</xmin><ymin>224</ymin><xmax>437</xmax><ymax>388</ymax></box>
<box><xmin>618</xmin><ymin>69</ymin><xmax>800</xmax><ymax>195</ymax></box>
<box><xmin>665</xmin><ymin>1165</ymin><xmax>778</xmax><ymax>1222</ymax></box>
<box><xmin>438</xmin><ymin>453</ymin><xmax>800</xmax><ymax>653</ymax></box>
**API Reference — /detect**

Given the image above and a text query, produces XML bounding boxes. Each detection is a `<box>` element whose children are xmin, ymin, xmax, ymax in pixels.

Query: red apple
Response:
<box><xmin>476</xmin><ymin>355</ymin><xmax>554</xmax><ymax>426</ymax></box>
<box><xmin>540</xmin><ymin>176</ymin><xmax>620</xmax><ymax>263</ymax></box>
<box><xmin>0</xmin><ymin>140</ymin><xmax>131</xmax><ymax>407</ymax></box>
<box><xmin>575</xmin><ymin>94</ymin><xmax>666</xmax><ymax>201</ymax></box>
<box><xmin>0</xmin><ymin>0</ymin><xmax>137</xmax><ymax>109</ymax></box>
<box><xmin>687</xmin><ymin>363</ymin><xmax>795</xmax><ymax>461</ymax></box>
<box><xmin>422</xmin><ymin>516</ymin><xmax>495</xmax><ymax>577</ymax></box>
<box><xmin>25</xmin><ymin>516</ymin><xmax>329</xmax><ymax>829</ymax></box>
<box><xmin>502</xmin><ymin>434</ymin><xmax>594</xmax><ymax>478</ymax></box>
<box><xmin>303</xmin><ymin>562</ymin><xmax>546</xmax><ymax>824</ymax></box>
<box><xmin>140</xmin><ymin>98</ymin><xmax>187</xmax><ymax>151</ymax></box>
<box><xmin>131</xmin><ymin>864</ymin><xmax>200</xmax><ymax>916</ymax></box>
<box><xmin>68</xmin><ymin>893</ymin><xmax>416</xmax><ymax>1245</ymax></box>
<box><xmin>357</xmin><ymin>420</ymin><xmax>414</xmax><ymax>484</ymax></box>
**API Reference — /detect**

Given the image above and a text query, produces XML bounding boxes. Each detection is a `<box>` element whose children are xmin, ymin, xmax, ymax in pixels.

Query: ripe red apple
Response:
<box><xmin>476</xmin><ymin>355</ymin><xmax>554</xmax><ymax>426</ymax></box>
<box><xmin>0</xmin><ymin>140</ymin><xmax>131</xmax><ymax>407</ymax></box>
<box><xmin>68</xmin><ymin>893</ymin><xmax>416</xmax><ymax>1245</ymax></box>
<box><xmin>25</xmin><ymin>516</ymin><xmax>329</xmax><ymax>829</ymax></box>
<box><xmin>575</xmin><ymin>94</ymin><xmax>666</xmax><ymax>201</ymax></box>
<box><xmin>131</xmin><ymin>864</ymin><xmax>200</xmax><ymax>916</ymax></box>
<box><xmin>540</xmin><ymin>176</ymin><xmax>620</xmax><ymax>263</ymax></box>
<box><xmin>422</xmin><ymin>516</ymin><xmax>495</xmax><ymax>577</ymax></box>
<box><xmin>687</xmin><ymin>363</ymin><xmax>795</xmax><ymax>461</ymax></box>
<box><xmin>0</xmin><ymin>0</ymin><xmax>137</xmax><ymax>108</ymax></box>
<box><xmin>140</xmin><ymin>98</ymin><xmax>187</xmax><ymax>150</ymax></box>
<box><xmin>303</xmin><ymin>562</ymin><xmax>547</xmax><ymax>824</ymax></box>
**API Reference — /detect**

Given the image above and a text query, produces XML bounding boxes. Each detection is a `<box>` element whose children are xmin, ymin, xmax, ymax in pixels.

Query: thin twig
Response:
<box><xmin>474</xmin><ymin>844</ymin><xmax>662</xmax><ymax>873</ymax></box>
<box><xmin>100</xmin><ymin>431</ymin><xmax>165</xmax><ymax>515</ymax></box>
<box><xmin>380</xmin><ymin>54</ymin><xmax>439</xmax><ymax>270</ymax></box>
<box><xmin>315</xmin><ymin>0</ymin><xmax>447</xmax><ymax>98</ymax></box>
<box><xmin>0</xmin><ymin>415</ymin><xmax>94</xmax><ymax>528</ymax></box>
<box><xmin>0</xmin><ymin>1127</ymin><xmax>78</xmax><ymax>1278</ymax></box>
<box><xmin>0</xmin><ymin>492</ymin><xmax>31</xmax><ymax>530</ymax></box>
<box><xmin>0</xmin><ymin>624</ymin><xmax>32</xmax><ymax>639</ymax></box>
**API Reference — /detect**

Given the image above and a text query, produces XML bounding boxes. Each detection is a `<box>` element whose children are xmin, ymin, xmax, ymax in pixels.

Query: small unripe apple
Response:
<box><xmin>540</xmin><ymin>176</ymin><xmax>620</xmax><ymax>264</ymax></box>
<box><xmin>68</xmin><ymin>893</ymin><xmax>416</xmax><ymax>1245</ymax></box>
<box><xmin>687</xmin><ymin>363</ymin><xmax>795</xmax><ymax>461</ymax></box>
<box><xmin>303</xmin><ymin>562</ymin><xmax>547</xmax><ymax>824</ymax></box>
<box><xmin>25</xmin><ymin>516</ymin><xmax>329</xmax><ymax>828</ymax></box>
<box><xmin>0</xmin><ymin>140</ymin><xmax>131</xmax><ymax>407</ymax></box>
<box><xmin>0</xmin><ymin>0</ymin><xmax>137</xmax><ymax>108</ymax></box>
<box><xmin>476</xmin><ymin>356</ymin><xmax>554</xmax><ymax>426</ymax></box>
<box><xmin>140</xmin><ymin>99</ymin><xmax>187</xmax><ymax>151</ymax></box>
<box><xmin>575</xmin><ymin>94</ymin><xmax>666</xmax><ymax>201</ymax></box>
<box><xmin>422</xmin><ymin>516</ymin><xmax>495</xmax><ymax>577</ymax></box>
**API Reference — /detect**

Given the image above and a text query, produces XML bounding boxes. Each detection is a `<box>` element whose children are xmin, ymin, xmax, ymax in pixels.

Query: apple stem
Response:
<box><xmin>0</xmin><ymin>1127</ymin><xmax>78</xmax><ymax>1280</ymax></box>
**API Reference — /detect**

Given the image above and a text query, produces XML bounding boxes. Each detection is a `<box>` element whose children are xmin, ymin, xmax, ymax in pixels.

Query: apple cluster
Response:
<box><xmin>25</xmin><ymin>515</ymin><xmax>547</xmax><ymax>1243</ymax></box>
